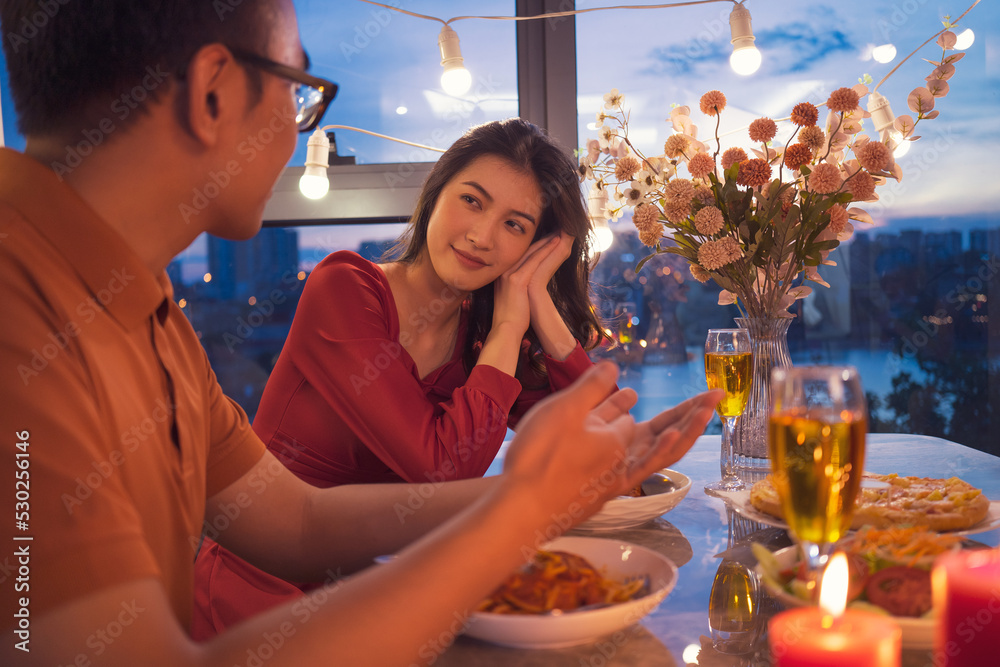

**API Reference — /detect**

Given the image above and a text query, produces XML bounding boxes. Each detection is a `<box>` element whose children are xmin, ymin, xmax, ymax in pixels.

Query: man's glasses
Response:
<box><xmin>230</xmin><ymin>48</ymin><xmax>338</xmax><ymax>133</ymax></box>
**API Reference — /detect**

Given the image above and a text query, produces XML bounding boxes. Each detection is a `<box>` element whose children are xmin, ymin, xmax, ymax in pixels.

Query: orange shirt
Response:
<box><xmin>0</xmin><ymin>149</ymin><xmax>265</xmax><ymax>633</ymax></box>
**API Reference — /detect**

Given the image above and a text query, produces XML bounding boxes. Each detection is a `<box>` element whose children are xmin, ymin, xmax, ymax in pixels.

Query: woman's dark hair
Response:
<box><xmin>385</xmin><ymin>118</ymin><xmax>610</xmax><ymax>383</ymax></box>
<box><xmin>1</xmin><ymin>0</ymin><xmax>275</xmax><ymax>140</ymax></box>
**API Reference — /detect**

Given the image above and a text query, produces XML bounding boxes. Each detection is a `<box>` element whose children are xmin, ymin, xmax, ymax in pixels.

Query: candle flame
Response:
<box><xmin>819</xmin><ymin>552</ymin><xmax>849</xmax><ymax>617</ymax></box>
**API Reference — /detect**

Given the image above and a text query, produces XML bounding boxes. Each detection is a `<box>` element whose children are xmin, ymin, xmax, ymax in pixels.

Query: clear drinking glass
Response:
<box><xmin>704</xmin><ymin>329</ymin><xmax>753</xmax><ymax>492</ymax></box>
<box><xmin>768</xmin><ymin>366</ymin><xmax>867</xmax><ymax>571</ymax></box>
<box><xmin>615</xmin><ymin>301</ymin><xmax>638</xmax><ymax>374</ymax></box>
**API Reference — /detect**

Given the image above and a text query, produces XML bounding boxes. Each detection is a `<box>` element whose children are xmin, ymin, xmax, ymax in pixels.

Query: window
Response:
<box><xmin>287</xmin><ymin>0</ymin><xmax>518</xmax><ymax>167</ymax></box>
<box><xmin>573</xmin><ymin>0</ymin><xmax>999</xmax><ymax>454</ymax></box>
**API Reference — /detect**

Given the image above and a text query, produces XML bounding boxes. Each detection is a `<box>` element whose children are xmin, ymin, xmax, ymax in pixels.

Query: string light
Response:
<box><xmin>869</xmin><ymin>0</ymin><xmax>981</xmax><ymax>159</ymax></box>
<box><xmin>867</xmin><ymin>91</ymin><xmax>910</xmax><ymax>158</ymax></box>
<box><xmin>871</xmin><ymin>43</ymin><xmax>897</xmax><ymax>63</ymax></box>
<box><xmin>728</xmin><ymin>2</ymin><xmax>762</xmax><ymax>75</ymax></box>
<box><xmin>356</xmin><ymin>0</ymin><xmax>751</xmax><ymax>97</ymax></box>
<box><xmin>299</xmin><ymin>130</ymin><xmax>332</xmax><ymax>200</ymax></box>
<box><xmin>953</xmin><ymin>27</ymin><xmax>975</xmax><ymax>49</ymax></box>
<box><xmin>587</xmin><ymin>185</ymin><xmax>614</xmax><ymax>254</ymax></box>
<box><xmin>438</xmin><ymin>25</ymin><xmax>472</xmax><ymax>96</ymax></box>
<box><xmin>298</xmin><ymin>126</ymin><xmax>445</xmax><ymax>199</ymax></box>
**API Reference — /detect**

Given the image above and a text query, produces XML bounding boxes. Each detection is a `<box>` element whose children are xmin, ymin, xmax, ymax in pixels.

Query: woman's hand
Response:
<box><xmin>526</xmin><ymin>231</ymin><xmax>574</xmax><ymax>300</ymax></box>
<box><xmin>522</xmin><ymin>232</ymin><xmax>578</xmax><ymax>360</ymax></box>
<box><xmin>490</xmin><ymin>234</ymin><xmax>565</xmax><ymax>337</ymax></box>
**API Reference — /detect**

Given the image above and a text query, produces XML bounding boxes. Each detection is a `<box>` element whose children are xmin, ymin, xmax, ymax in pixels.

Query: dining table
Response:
<box><xmin>436</xmin><ymin>433</ymin><xmax>1000</xmax><ymax>667</ymax></box>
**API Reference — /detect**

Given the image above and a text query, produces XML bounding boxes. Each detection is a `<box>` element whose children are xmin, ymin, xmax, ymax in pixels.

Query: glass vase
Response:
<box><xmin>732</xmin><ymin>317</ymin><xmax>792</xmax><ymax>478</ymax></box>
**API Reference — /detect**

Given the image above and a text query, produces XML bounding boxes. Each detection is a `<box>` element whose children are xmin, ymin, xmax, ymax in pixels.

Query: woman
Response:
<box><xmin>193</xmin><ymin>118</ymin><xmax>609</xmax><ymax>637</ymax></box>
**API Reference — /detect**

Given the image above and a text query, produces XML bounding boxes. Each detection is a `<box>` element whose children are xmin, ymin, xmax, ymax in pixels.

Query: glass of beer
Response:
<box><xmin>769</xmin><ymin>366</ymin><xmax>867</xmax><ymax>571</ymax></box>
<box><xmin>704</xmin><ymin>329</ymin><xmax>753</xmax><ymax>492</ymax></box>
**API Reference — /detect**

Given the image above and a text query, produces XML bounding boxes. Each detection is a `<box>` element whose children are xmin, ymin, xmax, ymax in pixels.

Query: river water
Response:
<box><xmin>617</xmin><ymin>346</ymin><xmax>925</xmax><ymax>425</ymax></box>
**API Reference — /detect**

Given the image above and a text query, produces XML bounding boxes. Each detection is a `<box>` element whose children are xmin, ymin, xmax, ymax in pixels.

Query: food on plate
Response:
<box><xmin>749</xmin><ymin>472</ymin><xmax>990</xmax><ymax>531</ymax></box>
<box><xmin>624</xmin><ymin>472</ymin><xmax>678</xmax><ymax>499</ymax></box>
<box><xmin>476</xmin><ymin>550</ymin><xmax>649</xmax><ymax>614</ymax></box>
<box><xmin>865</xmin><ymin>566</ymin><xmax>932</xmax><ymax>617</ymax></box>
<box><xmin>755</xmin><ymin>526</ymin><xmax>964</xmax><ymax>618</ymax></box>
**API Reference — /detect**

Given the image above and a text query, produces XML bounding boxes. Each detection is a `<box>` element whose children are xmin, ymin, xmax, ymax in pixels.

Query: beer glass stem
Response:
<box><xmin>801</xmin><ymin>540</ymin><xmax>833</xmax><ymax>572</ymax></box>
<box><xmin>721</xmin><ymin>416</ymin><xmax>742</xmax><ymax>485</ymax></box>
<box><xmin>706</xmin><ymin>416</ymin><xmax>747</xmax><ymax>492</ymax></box>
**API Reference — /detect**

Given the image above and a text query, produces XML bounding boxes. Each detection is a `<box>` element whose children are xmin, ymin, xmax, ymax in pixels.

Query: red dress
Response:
<box><xmin>192</xmin><ymin>251</ymin><xmax>594</xmax><ymax>639</ymax></box>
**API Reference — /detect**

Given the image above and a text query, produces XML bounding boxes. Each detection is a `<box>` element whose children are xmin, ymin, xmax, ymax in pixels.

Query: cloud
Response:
<box><xmin>757</xmin><ymin>23</ymin><xmax>854</xmax><ymax>74</ymax></box>
<box><xmin>642</xmin><ymin>15</ymin><xmax>856</xmax><ymax>77</ymax></box>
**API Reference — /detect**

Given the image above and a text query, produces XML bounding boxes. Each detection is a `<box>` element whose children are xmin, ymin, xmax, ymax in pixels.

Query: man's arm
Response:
<box><xmin>204</xmin><ymin>454</ymin><xmax>499</xmax><ymax>579</ymax></box>
<box><xmin>12</xmin><ymin>364</ymin><xmax>720</xmax><ymax>666</ymax></box>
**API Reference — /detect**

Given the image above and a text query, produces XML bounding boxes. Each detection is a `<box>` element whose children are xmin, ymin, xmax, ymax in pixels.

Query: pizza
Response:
<box><xmin>749</xmin><ymin>472</ymin><xmax>991</xmax><ymax>532</ymax></box>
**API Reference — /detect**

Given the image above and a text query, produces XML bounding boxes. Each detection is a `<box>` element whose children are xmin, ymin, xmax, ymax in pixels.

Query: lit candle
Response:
<box><xmin>769</xmin><ymin>552</ymin><xmax>901</xmax><ymax>666</ymax></box>
<box><xmin>932</xmin><ymin>548</ymin><xmax>1000</xmax><ymax>666</ymax></box>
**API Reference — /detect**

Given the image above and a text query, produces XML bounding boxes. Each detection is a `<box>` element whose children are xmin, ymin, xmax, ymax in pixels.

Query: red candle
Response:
<box><xmin>769</xmin><ymin>607</ymin><xmax>901</xmax><ymax>666</ymax></box>
<box><xmin>933</xmin><ymin>548</ymin><xmax>1000</xmax><ymax>666</ymax></box>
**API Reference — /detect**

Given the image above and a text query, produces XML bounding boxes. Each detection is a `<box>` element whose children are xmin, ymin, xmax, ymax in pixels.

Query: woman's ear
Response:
<box><xmin>181</xmin><ymin>44</ymin><xmax>244</xmax><ymax>148</ymax></box>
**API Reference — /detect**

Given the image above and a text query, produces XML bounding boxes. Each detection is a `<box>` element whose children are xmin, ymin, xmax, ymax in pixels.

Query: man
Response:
<box><xmin>0</xmin><ymin>1</ymin><xmax>720</xmax><ymax>664</ymax></box>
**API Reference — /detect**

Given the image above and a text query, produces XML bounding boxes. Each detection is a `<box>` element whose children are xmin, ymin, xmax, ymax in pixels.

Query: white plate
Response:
<box><xmin>756</xmin><ymin>545</ymin><xmax>934</xmax><ymax>649</ymax></box>
<box><xmin>574</xmin><ymin>469</ymin><xmax>692</xmax><ymax>531</ymax></box>
<box><xmin>715</xmin><ymin>490</ymin><xmax>1000</xmax><ymax>537</ymax></box>
<box><xmin>464</xmin><ymin>536</ymin><xmax>678</xmax><ymax>649</ymax></box>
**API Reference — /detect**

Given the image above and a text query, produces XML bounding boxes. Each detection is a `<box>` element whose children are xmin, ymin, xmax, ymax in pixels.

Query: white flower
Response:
<box><xmin>631</xmin><ymin>170</ymin><xmax>658</xmax><ymax>196</ymax></box>
<box><xmin>598</xmin><ymin>125</ymin><xmax>618</xmax><ymax>150</ymax></box>
<box><xmin>603</xmin><ymin>88</ymin><xmax>624</xmax><ymax>110</ymax></box>
<box><xmin>595</xmin><ymin>110</ymin><xmax>607</xmax><ymax>129</ymax></box>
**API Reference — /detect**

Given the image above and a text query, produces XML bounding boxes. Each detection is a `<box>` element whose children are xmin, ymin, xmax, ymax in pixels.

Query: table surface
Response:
<box><xmin>438</xmin><ymin>433</ymin><xmax>1000</xmax><ymax>667</ymax></box>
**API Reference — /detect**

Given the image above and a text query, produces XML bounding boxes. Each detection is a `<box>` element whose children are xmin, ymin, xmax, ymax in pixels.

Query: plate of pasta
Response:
<box><xmin>465</xmin><ymin>536</ymin><xmax>678</xmax><ymax>649</ymax></box>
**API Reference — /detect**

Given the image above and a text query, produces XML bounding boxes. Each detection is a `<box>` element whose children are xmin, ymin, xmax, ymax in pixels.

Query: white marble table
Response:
<box><xmin>437</xmin><ymin>434</ymin><xmax>1000</xmax><ymax>667</ymax></box>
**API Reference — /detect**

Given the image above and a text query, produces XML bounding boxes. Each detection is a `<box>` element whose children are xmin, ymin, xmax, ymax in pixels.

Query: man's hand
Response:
<box><xmin>501</xmin><ymin>362</ymin><xmax>721</xmax><ymax>523</ymax></box>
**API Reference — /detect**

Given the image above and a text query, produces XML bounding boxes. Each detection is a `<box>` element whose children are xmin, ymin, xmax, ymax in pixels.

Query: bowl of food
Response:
<box><xmin>465</xmin><ymin>535</ymin><xmax>678</xmax><ymax>649</ymax></box>
<box><xmin>574</xmin><ymin>469</ymin><xmax>691</xmax><ymax>531</ymax></box>
<box><xmin>754</xmin><ymin>526</ymin><xmax>967</xmax><ymax>649</ymax></box>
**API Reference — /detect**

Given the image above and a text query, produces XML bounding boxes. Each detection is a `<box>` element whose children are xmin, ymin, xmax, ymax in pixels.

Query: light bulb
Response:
<box><xmin>890</xmin><ymin>133</ymin><xmax>911</xmax><ymax>158</ymax></box>
<box><xmin>866</xmin><ymin>91</ymin><xmax>910</xmax><ymax>158</ymax></box>
<box><xmin>729</xmin><ymin>3</ymin><xmax>761</xmax><ymax>76</ymax></box>
<box><xmin>590</xmin><ymin>223</ymin><xmax>615</xmax><ymax>253</ymax></box>
<box><xmin>871</xmin><ymin>43</ymin><xmax>897</xmax><ymax>63</ymax></box>
<box><xmin>867</xmin><ymin>91</ymin><xmax>911</xmax><ymax>159</ymax></box>
<box><xmin>440</xmin><ymin>66</ymin><xmax>472</xmax><ymax>96</ymax></box>
<box><xmin>730</xmin><ymin>46</ymin><xmax>762</xmax><ymax>76</ymax></box>
<box><xmin>299</xmin><ymin>171</ymin><xmax>330</xmax><ymax>199</ymax></box>
<box><xmin>953</xmin><ymin>28</ymin><xmax>975</xmax><ymax>50</ymax></box>
<box><xmin>299</xmin><ymin>128</ymin><xmax>330</xmax><ymax>199</ymax></box>
<box><xmin>438</xmin><ymin>24</ymin><xmax>472</xmax><ymax>96</ymax></box>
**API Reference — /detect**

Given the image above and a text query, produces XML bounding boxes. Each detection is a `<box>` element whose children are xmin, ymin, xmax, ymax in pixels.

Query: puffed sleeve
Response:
<box><xmin>507</xmin><ymin>340</ymin><xmax>595</xmax><ymax>425</ymax></box>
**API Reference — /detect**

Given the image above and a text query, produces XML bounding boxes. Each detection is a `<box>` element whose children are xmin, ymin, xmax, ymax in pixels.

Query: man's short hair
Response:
<box><xmin>1</xmin><ymin>0</ymin><xmax>275</xmax><ymax>140</ymax></box>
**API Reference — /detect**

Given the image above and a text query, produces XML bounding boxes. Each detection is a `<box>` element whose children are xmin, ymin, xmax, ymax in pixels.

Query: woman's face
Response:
<box><xmin>423</xmin><ymin>154</ymin><xmax>544</xmax><ymax>293</ymax></box>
